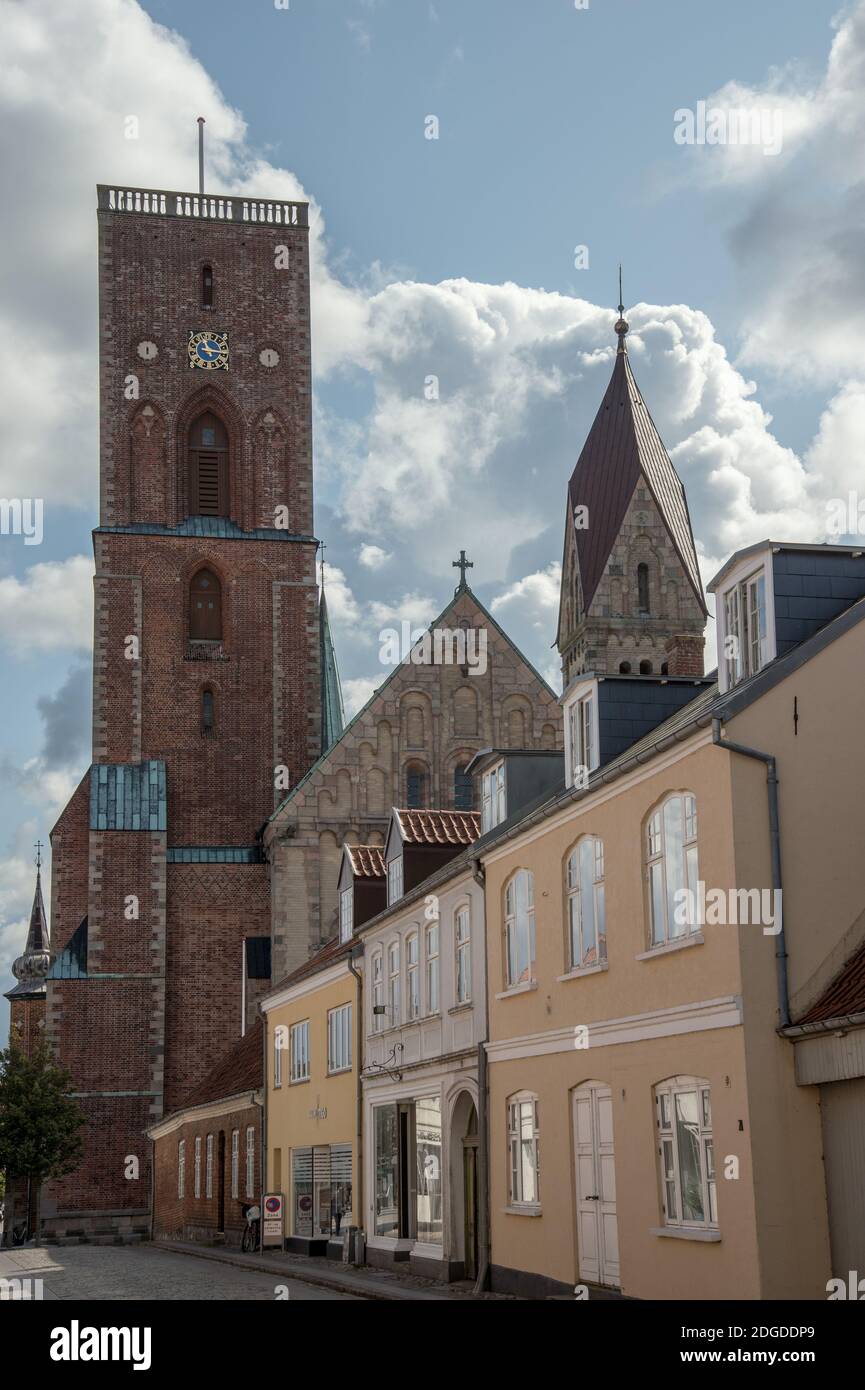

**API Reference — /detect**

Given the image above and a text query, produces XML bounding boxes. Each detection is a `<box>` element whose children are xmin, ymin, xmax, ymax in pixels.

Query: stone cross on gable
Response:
<box><xmin>452</xmin><ymin>549</ymin><xmax>473</xmax><ymax>591</ymax></box>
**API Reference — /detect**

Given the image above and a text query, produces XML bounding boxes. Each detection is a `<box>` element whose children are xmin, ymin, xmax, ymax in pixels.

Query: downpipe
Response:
<box><xmin>712</xmin><ymin>717</ymin><xmax>790</xmax><ymax>1028</ymax></box>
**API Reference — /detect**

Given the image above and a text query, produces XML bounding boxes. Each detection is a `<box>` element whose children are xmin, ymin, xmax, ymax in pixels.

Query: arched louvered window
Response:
<box><xmin>188</xmin><ymin>412</ymin><xmax>228</xmax><ymax>516</ymax></box>
<box><xmin>637</xmin><ymin>562</ymin><xmax>650</xmax><ymax>614</ymax></box>
<box><xmin>201</xmin><ymin>688</ymin><xmax>215</xmax><ymax>734</ymax></box>
<box><xmin>202</xmin><ymin>264</ymin><xmax>214</xmax><ymax>308</ymax></box>
<box><xmin>190</xmin><ymin>569</ymin><xmax>222</xmax><ymax>642</ymax></box>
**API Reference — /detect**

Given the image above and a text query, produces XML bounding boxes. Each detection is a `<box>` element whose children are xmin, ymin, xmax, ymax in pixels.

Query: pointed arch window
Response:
<box><xmin>202</xmin><ymin>264</ymin><xmax>214</xmax><ymax>308</ymax></box>
<box><xmin>190</xmin><ymin>569</ymin><xmax>222</xmax><ymax>642</ymax></box>
<box><xmin>637</xmin><ymin>562</ymin><xmax>650</xmax><ymax>614</ymax></box>
<box><xmin>188</xmin><ymin>411</ymin><xmax>228</xmax><ymax>516</ymax></box>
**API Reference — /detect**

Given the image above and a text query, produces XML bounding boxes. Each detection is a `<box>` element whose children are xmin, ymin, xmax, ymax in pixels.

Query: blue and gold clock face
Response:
<box><xmin>188</xmin><ymin>330</ymin><xmax>229</xmax><ymax>370</ymax></box>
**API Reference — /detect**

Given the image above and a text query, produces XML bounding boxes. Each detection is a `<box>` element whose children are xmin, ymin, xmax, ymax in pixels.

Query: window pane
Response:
<box><xmin>664</xmin><ymin>797</ymin><xmax>686</xmax><ymax>940</ymax></box>
<box><xmin>415</xmin><ymin>1097</ymin><xmax>442</xmax><ymax>1244</ymax></box>
<box><xmin>518</xmin><ymin>1102</ymin><xmax>538</xmax><ymax>1203</ymax></box>
<box><xmin>374</xmin><ymin>1106</ymin><xmax>399</xmax><ymax>1237</ymax></box>
<box><xmin>675</xmin><ymin>1090</ymin><xmax>705</xmax><ymax>1223</ymax></box>
<box><xmin>650</xmin><ymin>862</ymin><xmax>665</xmax><ymax>945</ymax></box>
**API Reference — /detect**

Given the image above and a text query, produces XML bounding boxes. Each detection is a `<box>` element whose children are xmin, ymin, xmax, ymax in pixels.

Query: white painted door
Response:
<box><xmin>573</xmin><ymin>1082</ymin><xmax>620</xmax><ymax>1287</ymax></box>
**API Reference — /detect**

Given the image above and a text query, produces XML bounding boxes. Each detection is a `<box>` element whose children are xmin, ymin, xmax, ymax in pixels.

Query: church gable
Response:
<box><xmin>265</xmin><ymin>584</ymin><xmax>562</xmax><ymax>975</ymax></box>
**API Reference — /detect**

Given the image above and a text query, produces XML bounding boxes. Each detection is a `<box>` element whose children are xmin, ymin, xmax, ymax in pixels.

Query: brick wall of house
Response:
<box><xmin>151</xmin><ymin>1103</ymin><xmax>261</xmax><ymax>1246</ymax></box>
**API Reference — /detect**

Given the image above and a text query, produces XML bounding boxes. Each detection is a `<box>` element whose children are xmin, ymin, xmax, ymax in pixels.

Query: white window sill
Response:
<box><xmin>650</xmin><ymin>1225</ymin><xmax>721</xmax><ymax>1243</ymax></box>
<box><xmin>326</xmin><ymin>1066</ymin><xmax>352</xmax><ymax>1077</ymax></box>
<box><xmin>289</xmin><ymin>1077</ymin><xmax>310</xmax><ymax>1086</ymax></box>
<box><xmin>502</xmin><ymin>1204</ymin><xmax>542</xmax><ymax>1218</ymax></box>
<box><xmin>557</xmin><ymin>962</ymin><xmax>609</xmax><ymax>982</ymax></box>
<box><xmin>636</xmin><ymin>934</ymin><xmax>704</xmax><ymax>962</ymax></box>
<box><xmin>448</xmin><ymin>1001</ymin><xmax>473</xmax><ymax>1015</ymax></box>
<box><xmin>495</xmin><ymin>981</ymin><xmax>538</xmax><ymax>1001</ymax></box>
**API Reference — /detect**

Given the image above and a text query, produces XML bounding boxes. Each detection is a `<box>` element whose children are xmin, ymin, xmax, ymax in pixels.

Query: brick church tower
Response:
<box><xmin>556</xmin><ymin>295</ymin><xmax>706</xmax><ymax>686</ymax></box>
<box><xmin>44</xmin><ymin>182</ymin><xmax>323</xmax><ymax>1239</ymax></box>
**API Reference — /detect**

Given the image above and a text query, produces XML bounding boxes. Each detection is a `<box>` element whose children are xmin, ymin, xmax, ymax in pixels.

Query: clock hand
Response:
<box><xmin>201</xmin><ymin>344</ymin><xmax>218</xmax><ymax>358</ymax></box>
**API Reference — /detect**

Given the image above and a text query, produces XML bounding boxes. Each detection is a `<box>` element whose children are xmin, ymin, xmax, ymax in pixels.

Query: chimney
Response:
<box><xmin>665</xmin><ymin>633</ymin><xmax>704</xmax><ymax>678</ymax></box>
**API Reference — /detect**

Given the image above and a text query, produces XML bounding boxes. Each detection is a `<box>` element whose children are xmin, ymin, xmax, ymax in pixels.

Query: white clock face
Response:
<box><xmin>259</xmin><ymin>347</ymin><xmax>280</xmax><ymax>368</ymax></box>
<box><xmin>137</xmin><ymin>340</ymin><xmax>158</xmax><ymax>361</ymax></box>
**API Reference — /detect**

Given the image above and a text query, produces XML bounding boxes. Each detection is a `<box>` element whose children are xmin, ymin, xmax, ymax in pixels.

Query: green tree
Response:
<box><xmin>0</xmin><ymin>1039</ymin><xmax>84</xmax><ymax>1245</ymax></box>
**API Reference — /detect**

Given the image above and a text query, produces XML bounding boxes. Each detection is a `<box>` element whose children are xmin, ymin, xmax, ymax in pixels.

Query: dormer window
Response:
<box><xmin>387</xmin><ymin>856</ymin><xmax>403</xmax><ymax>905</ymax></box>
<box><xmin>564</xmin><ymin>681</ymin><xmax>598</xmax><ymax>788</ymax></box>
<box><xmin>339</xmin><ymin>887</ymin><xmax>353</xmax><ymax>942</ymax></box>
<box><xmin>481</xmin><ymin>761</ymin><xmax>506</xmax><ymax>833</ymax></box>
<box><xmin>722</xmin><ymin>568</ymin><xmax>769</xmax><ymax>688</ymax></box>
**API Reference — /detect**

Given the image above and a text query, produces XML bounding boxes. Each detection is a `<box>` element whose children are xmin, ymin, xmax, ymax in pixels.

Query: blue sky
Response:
<box><xmin>3</xmin><ymin>0</ymin><xmax>863</xmax><ymax>1029</ymax></box>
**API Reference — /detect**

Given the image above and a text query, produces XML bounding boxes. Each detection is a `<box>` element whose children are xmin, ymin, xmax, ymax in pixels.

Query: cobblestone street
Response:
<box><xmin>0</xmin><ymin>1246</ymin><xmax>360</xmax><ymax>1301</ymax></box>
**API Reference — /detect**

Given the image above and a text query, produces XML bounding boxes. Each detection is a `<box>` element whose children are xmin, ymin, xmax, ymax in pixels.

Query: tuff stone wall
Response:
<box><xmin>562</xmin><ymin>477</ymin><xmax>705</xmax><ymax>680</ymax></box>
<box><xmin>266</xmin><ymin>588</ymin><xmax>563</xmax><ymax>983</ymax></box>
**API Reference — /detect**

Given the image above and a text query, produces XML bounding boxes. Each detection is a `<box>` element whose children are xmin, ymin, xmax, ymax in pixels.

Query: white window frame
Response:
<box><xmin>646</xmin><ymin>793</ymin><xmax>699</xmax><ymax>948</ymax></box>
<box><xmin>716</xmin><ymin>554</ymin><xmax>775</xmax><ymax>692</ymax></box>
<box><xmin>339</xmin><ymin>887</ymin><xmax>353</xmax><ymax>942</ymax></box>
<box><xmin>290</xmin><ymin>1020</ymin><xmax>310</xmax><ymax>1083</ymax></box>
<box><xmin>425</xmin><ymin>920</ymin><xmax>439</xmax><ymax>1015</ymax></box>
<box><xmin>231</xmin><ymin>1129</ymin><xmax>239</xmax><ymax>1200</ymax></box>
<box><xmin>455</xmin><ymin>904</ymin><xmax>471</xmax><ymax>1003</ymax></box>
<box><xmin>507</xmin><ymin>1093</ymin><xmax>540</xmax><ymax>1208</ymax></box>
<box><xmin>387</xmin><ymin>856</ymin><xmax>403</xmax><ymax>905</ymax></box>
<box><xmin>566</xmin><ymin>836</ymin><xmax>606</xmax><ymax>970</ymax></box>
<box><xmin>194</xmin><ymin>1135</ymin><xmax>202</xmax><ymax>1199</ymax></box>
<box><xmin>274</xmin><ymin>1025</ymin><xmax>284</xmax><ymax>1088</ymax></box>
<box><xmin>371</xmin><ymin>950</ymin><xmax>384</xmax><ymax>1034</ymax></box>
<box><xmin>205</xmin><ymin>1133</ymin><xmax>214</xmax><ymax>1199</ymax></box>
<box><xmin>178</xmin><ymin>1139</ymin><xmax>186</xmax><ymax>1199</ymax></box>
<box><xmin>245</xmin><ymin>1125</ymin><xmax>255</xmax><ymax>1200</ymax></box>
<box><xmin>388</xmin><ymin>940</ymin><xmax>401</xmax><ymax>1027</ymax></box>
<box><xmin>327</xmin><ymin>1002</ymin><xmax>353</xmax><ymax>1074</ymax></box>
<box><xmin>564</xmin><ymin>680</ymin><xmax>598</xmax><ymax>788</ymax></box>
<box><xmin>504</xmin><ymin>869</ymin><xmax>535</xmax><ymax>989</ymax></box>
<box><xmin>481</xmin><ymin>761</ymin><xmax>506</xmax><ymax>833</ymax></box>
<box><xmin>655</xmin><ymin>1077</ymin><xmax>717</xmax><ymax>1230</ymax></box>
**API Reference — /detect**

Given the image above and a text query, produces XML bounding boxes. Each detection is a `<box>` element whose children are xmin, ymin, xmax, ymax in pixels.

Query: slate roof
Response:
<box><xmin>395</xmin><ymin>808</ymin><xmax>481</xmax><ymax>846</ymax></box>
<box><xmin>89</xmin><ymin>761</ymin><xmax>167</xmax><ymax>831</ymax></box>
<box><xmin>347</xmin><ymin>845</ymin><xmax>387</xmax><ymax>878</ymax></box>
<box><xmin>320</xmin><ymin>588</ymin><xmax>345</xmax><ymax>755</ymax></box>
<box><xmin>97</xmin><ymin>518</ymin><xmax>316</xmax><ymax>543</ymax></box>
<box><xmin>796</xmin><ymin>941</ymin><xmax>865</xmax><ymax>1026</ymax></box>
<box><xmin>47</xmin><ymin>917</ymin><xmax>88</xmax><ymax>980</ymax></box>
<box><xmin>5</xmin><ymin>867</ymin><xmax>52</xmax><ymax>1001</ymax></box>
<box><xmin>568</xmin><ymin>346</ymin><xmax>705</xmax><ymax>614</ymax></box>
<box><xmin>179</xmin><ymin>1017</ymin><xmax>263</xmax><ymax>1111</ymax></box>
<box><xmin>167</xmin><ymin>845</ymin><xmax>263</xmax><ymax>864</ymax></box>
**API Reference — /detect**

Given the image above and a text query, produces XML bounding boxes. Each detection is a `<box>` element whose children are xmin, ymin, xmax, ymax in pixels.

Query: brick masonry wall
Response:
<box><xmin>151</xmin><ymin>1104</ymin><xmax>260</xmax><ymax>1246</ymax></box>
<box><xmin>45</xmin><ymin>196</ymin><xmax>319</xmax><ymax>1231</ymax></box>
<box><xmin>9</xmin><ymin>998</ymin><xmax>45</xmax><ymax>1055</ymax></box>
<box><xmin>97</xmin><ymin>208</ymin><xmax>313</xmax><ymax>535</ymax></box>
<box><xmin>164</xmin><ymin>863</ymin><xmax>269</xmax><ymax>1112</ymax></box>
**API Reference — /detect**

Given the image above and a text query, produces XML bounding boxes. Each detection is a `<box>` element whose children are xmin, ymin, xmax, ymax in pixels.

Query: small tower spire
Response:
<box><xmin>5</xmin><ymin>844</ymin><xmax>53</xmax><ymax>1003</ymax></box>
<box><xmin>614</xmin><ymin>264</ymin><xmax>629</xmax><ymax>354</ymax></box>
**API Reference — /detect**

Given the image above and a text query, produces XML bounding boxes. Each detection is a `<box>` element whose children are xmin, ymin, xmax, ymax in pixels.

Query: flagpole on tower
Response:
<box><xmin>197</xmin><ymin>117</ymin><xmax>205</xmax><ymax>195</ymax></box>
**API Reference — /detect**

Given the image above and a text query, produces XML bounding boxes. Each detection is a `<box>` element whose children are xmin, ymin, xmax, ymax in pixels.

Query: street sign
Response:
<box><xmin>262</xmin><ymin>1192</ymin><xmax>284</xmax><ymax>1247</ymax></box>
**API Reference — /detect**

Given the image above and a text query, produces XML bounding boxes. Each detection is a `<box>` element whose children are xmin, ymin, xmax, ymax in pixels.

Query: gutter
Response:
<box><xmin>259</xmin><ymin>1012</ymin><xmax>267</xmax><ymax>1252</ymax></box>
<box><xmin>470</xmin><ymin>857</ymin><xmax>491</xmax><ymax>1295</ymax></box>
<box><xmin>347</xmin><ymin>942</ymin><xmax>365</xmax><ymax>1258</ymax></box>
<box><xmin>712</xmin><ymin>717</ymin><xmax>790</xmax><ymax>1028</ymax></box>
<box><xmin>780</xmin><ymin>1010</ymin><xmax>865</xmax><ymax>1040</ymax></box>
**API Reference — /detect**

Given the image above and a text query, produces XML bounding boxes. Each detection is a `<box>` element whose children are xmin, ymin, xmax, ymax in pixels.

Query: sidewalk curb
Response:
<box><xmin>153</xmin><ymin>1240</ymin><xmax>459</xmax><ymax>1301</ymax></box>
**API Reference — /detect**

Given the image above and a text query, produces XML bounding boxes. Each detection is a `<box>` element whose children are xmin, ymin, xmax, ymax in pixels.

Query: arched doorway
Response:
<box><xmin>450</xmin><ymin>1090</ymin><xmax>479</xmax><ymax>1281</ymax></box>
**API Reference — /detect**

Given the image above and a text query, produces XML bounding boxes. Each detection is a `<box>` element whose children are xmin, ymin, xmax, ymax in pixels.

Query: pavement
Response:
<box><xmin>154</xmin><ymin>1238</ymin><xmax>514</xmax><ymax>1300</ymax></box>
<box><xmin>0</xmin><ymin>1243</ymin><xmax>361</xmax><ymax>1301</ymax></box>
